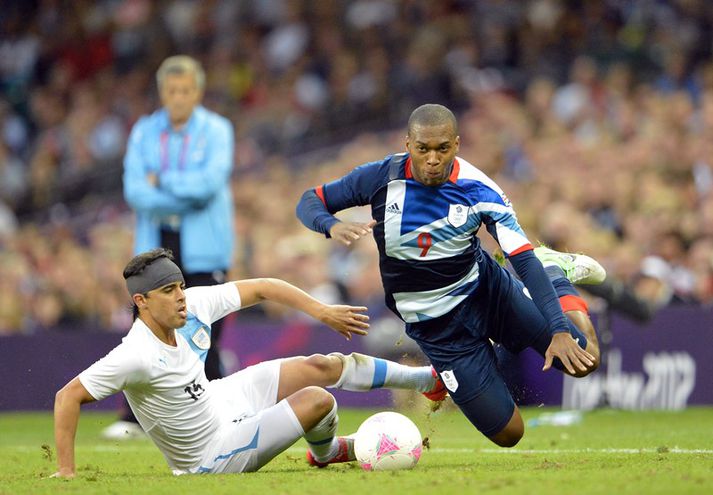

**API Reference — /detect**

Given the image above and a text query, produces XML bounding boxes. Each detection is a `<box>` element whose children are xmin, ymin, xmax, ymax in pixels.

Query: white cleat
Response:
<box><xmin>100</xmin><ymin>420</ymin><xmax>146</xmax><ymax>440</ymax></box>
<box><xmin>534</xmin><ymin>246</ymin><xmax>607</xmax><ymax>285</ymax></box>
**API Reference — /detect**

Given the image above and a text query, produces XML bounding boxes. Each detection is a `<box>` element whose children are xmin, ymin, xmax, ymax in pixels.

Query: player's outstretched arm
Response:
<box><xmin>52</xmin><ymin>378</ymin><xmax>96</xmax><ymax>478</ymax></box>
<box><xmin>234</xmin><ymin>278</ymin><xmax>369</xmax><ymax>340</ymax></box>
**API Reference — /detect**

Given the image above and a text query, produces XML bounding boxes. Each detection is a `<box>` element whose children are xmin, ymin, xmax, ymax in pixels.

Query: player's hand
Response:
<box><xmin>329</xmin><ymin>220</ymin><xmax>377</xmax><ymax>246</ymax></box>
<box><xmin>318</xmin><ymin>304</ymin><xmax>370</xmax><ymax>340</ymax></box>
<box><xmin>543</xmin><ymin>332</ymin><xmax>595</xmax><ymax>375</ymax></box>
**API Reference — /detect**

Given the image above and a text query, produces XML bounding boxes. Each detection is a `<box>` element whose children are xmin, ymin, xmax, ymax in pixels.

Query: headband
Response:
<box><xmin>126</xmin><ymin>257</ymin><xmax>185</xmax><ymax>296</ymax></box>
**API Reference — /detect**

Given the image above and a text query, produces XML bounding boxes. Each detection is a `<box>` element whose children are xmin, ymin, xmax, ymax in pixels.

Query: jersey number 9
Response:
<box><xmin>417</xmin><ymin>232</ymin><xmax>432</xmax><ymax>257</ymax></box>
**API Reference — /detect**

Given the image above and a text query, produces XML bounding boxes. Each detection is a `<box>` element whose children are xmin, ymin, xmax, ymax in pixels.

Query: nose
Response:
<box><xmin>426</xmin><ymin>150</ymin><xmax>439</xmax><ymax>165</ymax></box>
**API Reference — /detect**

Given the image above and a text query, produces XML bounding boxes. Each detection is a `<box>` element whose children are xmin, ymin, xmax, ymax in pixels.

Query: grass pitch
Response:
<box><xmin>2</xmin><ymin>405</ymin><xmax>712</xmax><ymax>495</ymax></box>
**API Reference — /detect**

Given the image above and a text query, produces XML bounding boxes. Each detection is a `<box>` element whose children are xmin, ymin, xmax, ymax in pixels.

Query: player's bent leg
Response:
<box><xmin>199</xmin><ymin>398</ymin><xmax>306</xmax><ymax>474</ymax></box>
<box><xmin>213</xmin><ymin>390</ymin><xmax>351</xmax><ymax>473</ymax></box>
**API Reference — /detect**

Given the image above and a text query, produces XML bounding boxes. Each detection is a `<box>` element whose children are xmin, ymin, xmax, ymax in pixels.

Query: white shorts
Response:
<box><xmin>194</xmin><ymin>359</ymin><xmax>305</xmax><ymax>474</ymax></box>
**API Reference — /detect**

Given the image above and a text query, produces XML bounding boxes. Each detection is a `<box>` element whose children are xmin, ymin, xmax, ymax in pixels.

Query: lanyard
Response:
<box><xmin>160</xmin><ymin>131</ymin><xmax>190</xmax><ymax>172</ymax></box>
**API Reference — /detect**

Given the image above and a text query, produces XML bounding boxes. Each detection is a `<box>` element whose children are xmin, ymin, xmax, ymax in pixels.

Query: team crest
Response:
<box><xmin>440</xmin><ymin>370</ymin><xmax>459</xmax><ymax>393</ymax></box>
<box><xmin>191</xmin><ymin>326</ymin><xmax>211</xmax><ymax>350</ymax></box>
<box><xmin>447</xmin><ymin>204</ymin><xmax>468</xmax><ymax>228</ymax></box>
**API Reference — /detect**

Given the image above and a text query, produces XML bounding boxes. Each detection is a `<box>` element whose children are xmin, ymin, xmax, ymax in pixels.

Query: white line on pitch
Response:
<box><xmin>433</xmin><ymin>447</ymin><xmax>713</xmax><ymax>454</ymax></box>
<box><xmin>281</xmin><ymin>446</ymin><xmax>713</xmax><ymax>455</ymax></box>
<box><xmin>9</xmin><ymin>445</ymin><xmax>713</xmax><ymax>455</ymax></box>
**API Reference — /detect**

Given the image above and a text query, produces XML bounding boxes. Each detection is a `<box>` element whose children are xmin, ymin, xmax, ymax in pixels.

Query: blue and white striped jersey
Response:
<box><xmin>305</xmin><ymin>153</ymin><xmax>533</xmax><ymax>323</ymax></box>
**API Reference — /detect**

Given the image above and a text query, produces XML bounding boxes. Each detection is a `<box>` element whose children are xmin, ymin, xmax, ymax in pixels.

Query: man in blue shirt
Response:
<box><xmin>297</xmin><ymin>103</ymin><xmax>605</xmax><ymax>448</ymax></box>
<box><xmin>108</xmin><ymin>55</ymin><xmax>234</xmax><ymax>439</ymax></box>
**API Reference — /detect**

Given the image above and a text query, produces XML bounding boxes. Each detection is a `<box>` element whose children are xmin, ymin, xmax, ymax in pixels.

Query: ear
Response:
<box><xmin>405</xmin><ymin>134</ymin><xmax>410</xmax><ymax>151</ymax></box>
<box><xmin>454</xmin><ymin>135</ymin><xmax>460</xmax><ymax>151</ymax></box>
<box><xmin>132</xmin><ymin>293</ymin><xmax>147</xmax><ymax>309</ymax></box>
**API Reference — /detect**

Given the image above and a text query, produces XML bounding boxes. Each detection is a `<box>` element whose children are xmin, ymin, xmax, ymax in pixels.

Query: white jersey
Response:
<box><xmin>79</xmin><ymin>283</ymin><xmax>241</xmax><ymax>473</ymax></box>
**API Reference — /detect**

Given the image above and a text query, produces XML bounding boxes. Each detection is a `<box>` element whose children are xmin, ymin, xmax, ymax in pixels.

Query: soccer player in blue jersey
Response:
<box><xmin>297</xmin><ymin>103</ymin><xmax>606</xmax><ymax>449</ymax></box>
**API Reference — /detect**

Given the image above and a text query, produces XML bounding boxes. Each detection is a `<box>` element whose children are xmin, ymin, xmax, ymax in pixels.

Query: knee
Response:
<box><xmin>302</xmin><ymin>385</ymin><xmax>336</xmax><ymax>415</ymax></box>
<box><xmin>490</xmin><ymin>425</ymin><xmax>524</xmax><ymax>448</ymax></box>
<box><xmin>488</xmin><ymin>411</ymin><xmax>524</xmax><ymax>448</ymax></box>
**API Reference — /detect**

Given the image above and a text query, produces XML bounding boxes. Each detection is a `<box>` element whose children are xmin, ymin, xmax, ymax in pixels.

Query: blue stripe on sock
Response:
<box><xmin>307</xmin><ymin>436</ymin><xmax>335</xmax><ymax>446</ymax></box>
<box><xmin>372</xmin><ymin>358</ymin><xmax>387</xmax><ymax>389</ymax></box>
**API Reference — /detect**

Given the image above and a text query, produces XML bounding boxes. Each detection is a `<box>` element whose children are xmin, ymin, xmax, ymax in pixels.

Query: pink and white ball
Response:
<box><xmin>354</xmin><ymin>411</ymin><xmax>423</xmax><ymax>471</ymax></box>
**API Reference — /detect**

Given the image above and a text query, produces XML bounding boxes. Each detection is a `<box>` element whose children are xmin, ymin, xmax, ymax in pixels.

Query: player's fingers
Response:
<box><xmin>366</xmin><ymin>219</ymin><xmax>377</xmax><ymax>229</ymax></box>
<box><xmin>580</xmin><ymin>348</ymin><xmax>596</xmax><ymax>362</ymax></box>
<box><xmin>559</xmin><ymin>354</ymin><xmax>576</xmax><ymax>375</ymax></box>
<box><xmin>351</xmin><ymin>313</ymin><xmax>370</xmax><ymax>322</ymax></box>
<box><xmin>333</xmin><ymin>232</ymin><xmax>352</xmax><ymax>246</ymax></box>
<box><xmin>350</xmin><ymin>327</ymin><xmax>368</xmax><ymax>335</ymax></box>
<box><xmin>576</xmin><ymin>351</ymin><xmax>594</xmax><ymax>368</ymax></box>
<box><xmin>347</xmin><ymin>306</ymin><xmax>369</xmax><ymax>313</ymax></box>
<box><xmin>571</xmin><ymin>353</ymin><xmax>589</xmax><ymax>372</ymax></box>
<box><xmin>542</xmin><ymin>352</ymin><xmax>553</xmax><ymax>371</ymax></box>
<box><xmin>573</xmin><ymin>346</ymin><xmax>594</xmax><ymax>366</ymax></box>
<box><xmin>346</xmin><ymin>305</ymin><xmax>369</xmax><ymax>314</ymax></box>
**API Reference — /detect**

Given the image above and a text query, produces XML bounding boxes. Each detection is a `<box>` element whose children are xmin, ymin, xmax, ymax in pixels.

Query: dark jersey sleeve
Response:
<box><xmin>296</xmin><ymin>160</ymin><xmax>390</xmax><ymax>236</ymax></box>
<box><xmin>509</xmin><ymin>249</ymin><xmax>570</xmax><ymax>335</ymax></box>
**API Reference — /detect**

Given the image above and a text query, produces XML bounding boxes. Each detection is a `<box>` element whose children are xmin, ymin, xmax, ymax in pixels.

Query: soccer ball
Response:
<box><xmin>354</xmin><ymin>411</ymin><xmax>423</xmax><ymax>471</ymax></box>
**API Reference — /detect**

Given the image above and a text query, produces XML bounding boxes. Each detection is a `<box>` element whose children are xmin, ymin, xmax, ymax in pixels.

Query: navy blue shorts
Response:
<box><xmin>406</xmin><ymin>253</ymin><xmax>587</xmax><ymax>437</ymax></box>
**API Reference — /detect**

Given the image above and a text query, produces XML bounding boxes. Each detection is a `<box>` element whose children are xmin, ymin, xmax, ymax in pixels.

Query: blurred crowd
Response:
<box><xmin>1</xmin><ymin>0</ymin><xmax>713</xmax><ymax>335</ymax></box>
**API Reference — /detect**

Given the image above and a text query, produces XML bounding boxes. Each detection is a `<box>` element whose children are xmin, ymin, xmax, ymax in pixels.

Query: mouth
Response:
<box><xmin>177</xmin><ymin>306</ymin><xmax>187</xmax><ymax>319</ymax></box>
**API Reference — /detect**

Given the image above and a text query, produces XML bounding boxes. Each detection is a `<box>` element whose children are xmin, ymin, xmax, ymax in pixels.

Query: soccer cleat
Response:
<box><xmin>422</xmin><ymin>366</ymin><xmax>447</xmax><ymax>402</ymax></box>
<box><xmin>306</xmin><ymin>436</ymin><xmax>355</xmax><ymax>468</ymax></box>
<box><xmin>534</xmin><ymin>246</ymin><xmax>607</xmax><ymax>285</ymax></box>
<box><xmin>100</xmin><ymin>420</ymin><xmax>146</xmax><ymax>440</ymax></box>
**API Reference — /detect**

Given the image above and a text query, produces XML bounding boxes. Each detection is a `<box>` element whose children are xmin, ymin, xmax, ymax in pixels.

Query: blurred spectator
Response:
<box><xmin>633</xmin><ymin>256</ymin><xmax>675</xmax><ymax>309</ymax></box>
<box><xmin>109</xmin><ymin>54</ymin><xmax>235</xmax><ymax>438</ymax></box>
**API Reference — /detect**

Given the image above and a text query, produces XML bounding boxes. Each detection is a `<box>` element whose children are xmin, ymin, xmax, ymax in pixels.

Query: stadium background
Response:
<box><xmin>1</xmin><ymin>0</ymin><xmax>712</xmax><ymax>412</ymax></box>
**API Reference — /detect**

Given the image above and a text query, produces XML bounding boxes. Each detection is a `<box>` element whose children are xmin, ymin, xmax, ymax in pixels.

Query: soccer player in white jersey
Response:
<box><xmin>297</xmin><ymin>103</ymin><xmax>606</xmax><ymax>448</ymax></box>
<box><xmin>52</xmin><ymin>248</ymin><xmax>444</xmax><ymax>477</ymax></box>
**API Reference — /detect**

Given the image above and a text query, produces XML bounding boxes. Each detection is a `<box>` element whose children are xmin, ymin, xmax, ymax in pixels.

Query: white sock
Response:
<box><xmin>328</xmin><ymin>352</ymin><xmax>434</xmax><ymax>392</ymax></box>
<box><xmin>304</xmin><ymin>401</ymin><xmax>339</xmax><ymax>463</ymax></box>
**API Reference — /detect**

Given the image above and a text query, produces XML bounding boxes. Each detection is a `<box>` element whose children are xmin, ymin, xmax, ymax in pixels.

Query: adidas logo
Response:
<box><xmin>385</xmin><ymin>203</ymin><xmax>401</xmax><ymax>215</ymax></box>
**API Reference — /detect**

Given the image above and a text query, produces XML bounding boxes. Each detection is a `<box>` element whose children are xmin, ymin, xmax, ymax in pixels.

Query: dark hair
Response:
<box><xmin>124</xmin><ymin>248</ymin><xmax>175</xmax><ymax>320</ymax></box>
<box><xmin>123</xmin><ymin>248</ymin><xmax>176</xmax><ymax>281</ymax></box>
<box><xmin>407</xmin><ymin>104</ymin><xmax>458</xmax><ymax>136</ymax></box>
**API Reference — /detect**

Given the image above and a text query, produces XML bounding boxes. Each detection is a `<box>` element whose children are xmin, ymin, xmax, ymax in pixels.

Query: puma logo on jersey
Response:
<box><xmin>385</xmin><ymin>202</ymin><xmax>402</xmax><ymax>215</ymax></box>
